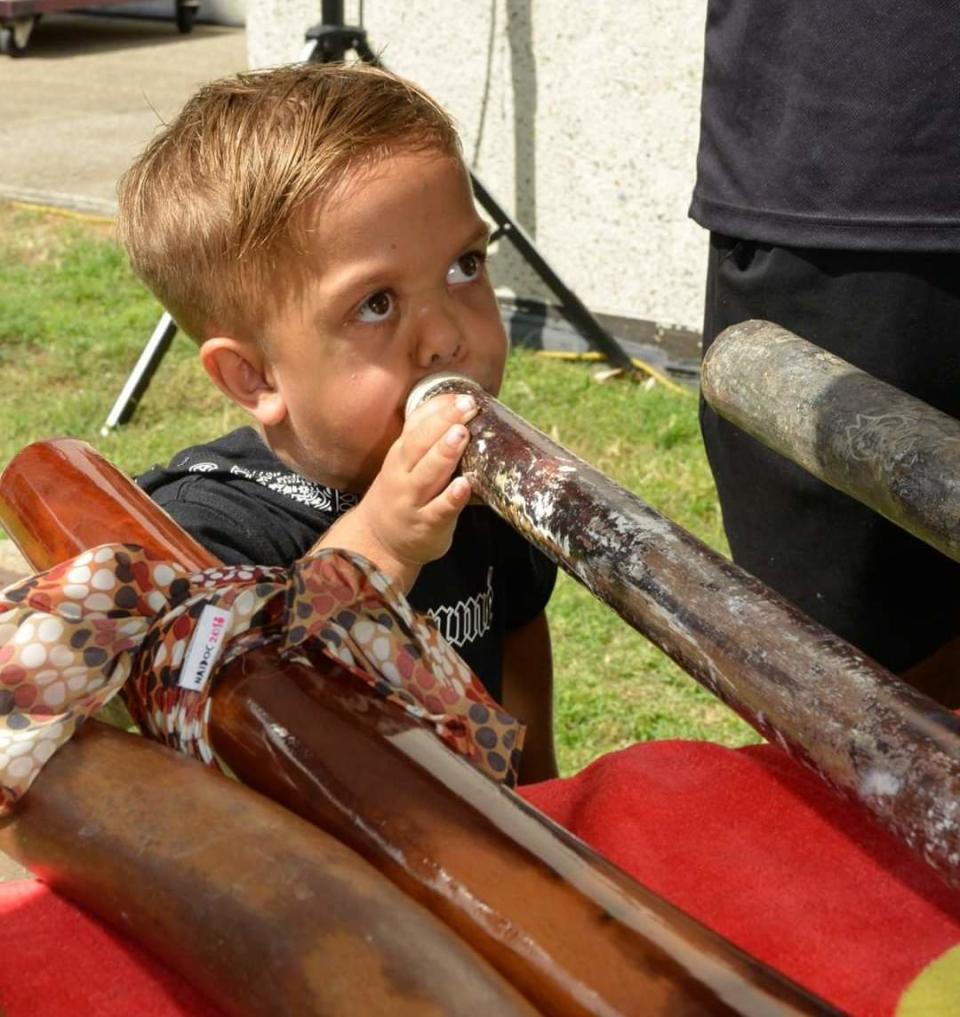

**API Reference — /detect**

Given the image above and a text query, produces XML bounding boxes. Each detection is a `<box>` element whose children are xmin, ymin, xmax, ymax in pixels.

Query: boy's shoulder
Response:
<box><xmin>138</xmin><ymin>428</ymin><xmax>352</xmax><ymax>509</ymax></box>
<box><xmin>139</xmin><ymin>427</ymin><xmax>271</xmax><ymax>481</ymax></box>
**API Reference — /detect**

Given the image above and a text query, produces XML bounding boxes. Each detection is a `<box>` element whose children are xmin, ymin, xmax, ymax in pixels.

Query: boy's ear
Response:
<box><xmin>200</xmin><ymin>337</ymin><xmax>287</xmax><ymax>427</ymax></box>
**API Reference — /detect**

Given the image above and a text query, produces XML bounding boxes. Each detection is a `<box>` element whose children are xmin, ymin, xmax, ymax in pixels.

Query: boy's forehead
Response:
<box><xmin>305</xmin><ymin>148</ymin><xmax>481</xmax><ymax>258</ymax></box>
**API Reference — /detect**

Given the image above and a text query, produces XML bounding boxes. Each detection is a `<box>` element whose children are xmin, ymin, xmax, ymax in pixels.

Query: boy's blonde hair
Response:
<box><xmin>117</xmin><ymin>63</ymin><xmax>461</xmax><ymax>342</ymax></box>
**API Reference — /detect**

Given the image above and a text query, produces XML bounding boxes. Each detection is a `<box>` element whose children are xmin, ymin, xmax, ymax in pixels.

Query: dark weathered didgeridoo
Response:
<box><xmin>700</xmin><ymin>320</ymin><xmax>960</xmax><ymax>565</ymax></box>
<box><xmin>0</xmin><ymin>722</ymin><xmax>538</xmax><ymax>1016</ymax></box>
<box><xmin>0</xmin><ymin>439</ymin><xmax>831</xmax><ymax>1016</ymax></box>
<box><xmin>407</xmin><ymin>374</ymin><xmax>960</xmax><ymax>889</ymax></box>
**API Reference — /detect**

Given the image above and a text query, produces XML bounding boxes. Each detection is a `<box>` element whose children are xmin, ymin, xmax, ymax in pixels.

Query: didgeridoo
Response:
<box><xmin>0</xmin><ymin>438</ymin><xmax>832</xmax><ymax>1016</ymax></box>
<box><xmin>0</xmin><ymin>721</ymin><xmax>537</xmax><ymax>1016</ymax></box>
<box><xmin>700</xmin><ymin>321</ymin><xmax>960</xmax><ymax>567</ymax></box>
<box><xmin>406</xmin><ymin>373</ymin><xmax>960</xmax><ymax>889</ymax></box>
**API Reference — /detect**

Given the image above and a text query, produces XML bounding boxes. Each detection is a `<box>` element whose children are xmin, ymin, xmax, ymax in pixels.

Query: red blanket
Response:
<box><xmin>0</xmin><ymin>879</ymin><xmax>220</xmax><ymax>1016</ymax></box>
<box><xmin>520</xmin><ymin>741</ymin><xmax>960</xmax><ymax>1015</ymax></box>
<box><xmin>2</xmin><ymin>740</ymin><xmax>958</xmax><ymax>1015</ymax></box>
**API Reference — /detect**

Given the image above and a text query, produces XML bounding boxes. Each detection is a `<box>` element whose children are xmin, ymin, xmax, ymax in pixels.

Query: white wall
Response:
<box><xmin>246</xmin><ymin>1</ymin><xmax>707</xmax><ymax>333</ymax></box>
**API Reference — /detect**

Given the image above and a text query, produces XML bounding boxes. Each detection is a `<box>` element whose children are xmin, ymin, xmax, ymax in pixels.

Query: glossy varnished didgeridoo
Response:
<box><xmin>0</xmin><ymin>438</ymin><xmax>833</xmax><ymax>1016</ymax></box>
<box><xmin>0</xmin><ymin>721</ymin><xmax>538</xmax><ymax>1016</ymax></box>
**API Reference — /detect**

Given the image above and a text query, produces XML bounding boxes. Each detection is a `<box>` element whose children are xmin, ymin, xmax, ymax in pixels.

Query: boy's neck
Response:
<box><xmin>256</xmin><ymin>423</ymin><xmax>365</xmax><ymax>497</ymax></box>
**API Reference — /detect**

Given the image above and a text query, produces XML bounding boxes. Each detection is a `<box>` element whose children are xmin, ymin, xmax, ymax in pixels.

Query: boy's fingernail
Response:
<box><xmin>455</xmin><ymin>394</ymin><xmax>476</xmax><ymax>413</ymax></box>
<box><xmin>445</xmin><ymin>424</ymin><xmax>467</xmax><ymax>446</ymax></box>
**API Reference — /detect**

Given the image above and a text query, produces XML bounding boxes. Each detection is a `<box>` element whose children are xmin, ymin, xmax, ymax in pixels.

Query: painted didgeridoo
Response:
<box><xmin>0</xmin><ymin>438</ymin><xmax>832</xmax><ymax>1017</ymax></box>
<box><xmin>700</xmin><ymin>320</ymin><xmax>960</xmax><ymax>565</ymax></box>
<box><xmin>406</xmin><ymin>374</ymin><xmax>960</xmax><ymax>889</ymax></box>
<box><xmin>0</xmin><ymin>722</ymin><xmax>538</xmax><ymax>1016</ymax></box>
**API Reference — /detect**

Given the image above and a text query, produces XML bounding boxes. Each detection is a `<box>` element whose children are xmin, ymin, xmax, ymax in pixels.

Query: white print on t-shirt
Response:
<box><xmin>427</xmin><ymin>567</ymin><xmax>494</xmax><ymax>648</ymax></box>
<box><xmin>226</xmin><ymin>464</ymin><xmax>359</xmax><ymax>514</ymax></box>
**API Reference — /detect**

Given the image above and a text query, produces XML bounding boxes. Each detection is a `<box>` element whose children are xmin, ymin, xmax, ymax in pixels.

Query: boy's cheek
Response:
<box><xmin>487</xmin><ymin>351</ymin><xmax>508</xmax><ymax>397</ymax></box>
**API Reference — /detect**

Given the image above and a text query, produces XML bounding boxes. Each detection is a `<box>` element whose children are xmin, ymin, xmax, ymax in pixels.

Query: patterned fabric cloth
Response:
<box><xmin>0</xmin><ymin>544</ymin><xmax>524</xmax><ymax>813</ymax></box>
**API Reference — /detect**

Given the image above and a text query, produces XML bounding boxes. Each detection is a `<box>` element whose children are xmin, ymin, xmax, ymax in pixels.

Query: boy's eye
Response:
<box><xmin>356</xmin><ymin>290</ymin><xmax>395</xmax><ymax>323</ymax></box>
<box><xmin>447</xmin><ymin>251</ymin><xmax>485</xmax><ymax>286</ymax></box>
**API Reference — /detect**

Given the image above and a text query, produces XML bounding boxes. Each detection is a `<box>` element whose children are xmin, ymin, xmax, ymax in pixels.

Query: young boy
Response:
<box><xmin>118</xmin><ymin>63</ymin><xmax>558</xmax><ymax>781</ymax></box>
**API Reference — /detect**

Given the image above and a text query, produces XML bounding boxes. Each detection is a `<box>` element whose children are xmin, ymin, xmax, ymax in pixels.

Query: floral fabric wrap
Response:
<box><xmin>0</xmin><ymin>544</ymin><xmax>524</xmax><ymax>812</ymax></box>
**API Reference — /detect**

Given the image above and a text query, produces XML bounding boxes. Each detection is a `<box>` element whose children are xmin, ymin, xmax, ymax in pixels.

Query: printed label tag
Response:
<box><xmin>178</xmin><ymin>604</ymin><xmax>233</xmax><ymax>693</ymax></box>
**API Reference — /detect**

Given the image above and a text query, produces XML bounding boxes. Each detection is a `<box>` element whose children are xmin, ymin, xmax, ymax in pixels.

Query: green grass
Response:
<box><xmin>0</xmin><ymin>203</ymin><xmax>758</xmax><ymax>774</ymax></box>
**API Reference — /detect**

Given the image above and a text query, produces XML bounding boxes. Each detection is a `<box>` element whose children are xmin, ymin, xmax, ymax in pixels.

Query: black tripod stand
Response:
<box><xmin>101</xmin><ymin>1</ymin><xmax>634</xmax><ymax>434</ymax></box>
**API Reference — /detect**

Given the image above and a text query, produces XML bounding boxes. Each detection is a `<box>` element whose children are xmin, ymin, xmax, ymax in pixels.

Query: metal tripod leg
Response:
<box><xmin>100</xmin><ymin>312</ymin><xmax>178</xmax><ymax>435</ymax></box>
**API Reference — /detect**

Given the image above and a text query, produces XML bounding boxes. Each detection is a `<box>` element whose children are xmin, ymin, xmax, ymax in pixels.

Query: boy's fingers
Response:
<box><xmin>406</xmin><ymin>422</ymin><xmax>471</xmax><ymax>501</ymax></box>
<box><xmin>398</xmin><ymin>392</ymin><xmax>477</xmax><ymax>469</ymax></box>
<box><xmin>425</xmin><ymin>475</ymin><xmax>473</xmax><ymax>522</ymax></box>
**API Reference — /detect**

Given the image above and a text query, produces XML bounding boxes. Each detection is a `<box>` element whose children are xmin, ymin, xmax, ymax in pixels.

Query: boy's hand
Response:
<box><xmin>312</xmin><ymin>392</ymin><xmax>478</xmax><ymax>593</ymax></box>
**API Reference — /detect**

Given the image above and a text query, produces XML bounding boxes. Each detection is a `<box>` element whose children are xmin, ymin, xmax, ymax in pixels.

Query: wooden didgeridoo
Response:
<box><xmin>0</xmin><ymin>438</ymin><xmax>832</xmax><ymax>1017</ymax></box>
<box><xmin>0</xmin><ymin>723</ymin><xmax>538</xmax><ymax>1017</ymax></box>
<box><xmin>407</xmin><ymin>374</ymin><xmax>960</xmax><ymax>890</ymax></box>
<box><xmin>700</xmin><ymin>320</ymin><xmax>960</xmax><ymax>566</ymax></box>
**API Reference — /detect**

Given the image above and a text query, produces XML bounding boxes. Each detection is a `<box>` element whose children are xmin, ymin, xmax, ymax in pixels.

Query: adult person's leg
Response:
<box><xmin>699</xmin><ymin>234</ymin><xmax>960</xmax><ymax>704</ymax></box>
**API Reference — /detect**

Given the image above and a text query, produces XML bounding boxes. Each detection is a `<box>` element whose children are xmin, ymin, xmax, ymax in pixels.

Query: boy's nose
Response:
<box><xmin>413</xmin><ymin>302</ymin><xmax>466</xmax><ymax>369</ymax></box>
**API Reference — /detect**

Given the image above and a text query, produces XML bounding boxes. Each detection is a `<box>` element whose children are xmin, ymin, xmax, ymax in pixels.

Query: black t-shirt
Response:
<box><xmin>690</xmin><ymin>2</ymin><xmax>960</xmax><ymax>251</ymax></box>
<box><xmin>136</xmin><ymin>428</ymin><xmax>557</xmax><ymax>701</ymax></box>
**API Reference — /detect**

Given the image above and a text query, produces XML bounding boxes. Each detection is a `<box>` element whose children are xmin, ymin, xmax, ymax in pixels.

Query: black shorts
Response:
<box><xmin>699</xmin><ymin>234</ymin><xmax>960</xmax><ymax>672</ymax></box>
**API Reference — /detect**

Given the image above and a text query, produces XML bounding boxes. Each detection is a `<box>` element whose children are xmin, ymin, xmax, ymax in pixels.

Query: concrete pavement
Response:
<box><xmin>0</xmin><ymin>11</ymin><xmax>246</xmax><ymax>213</ymax></box>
